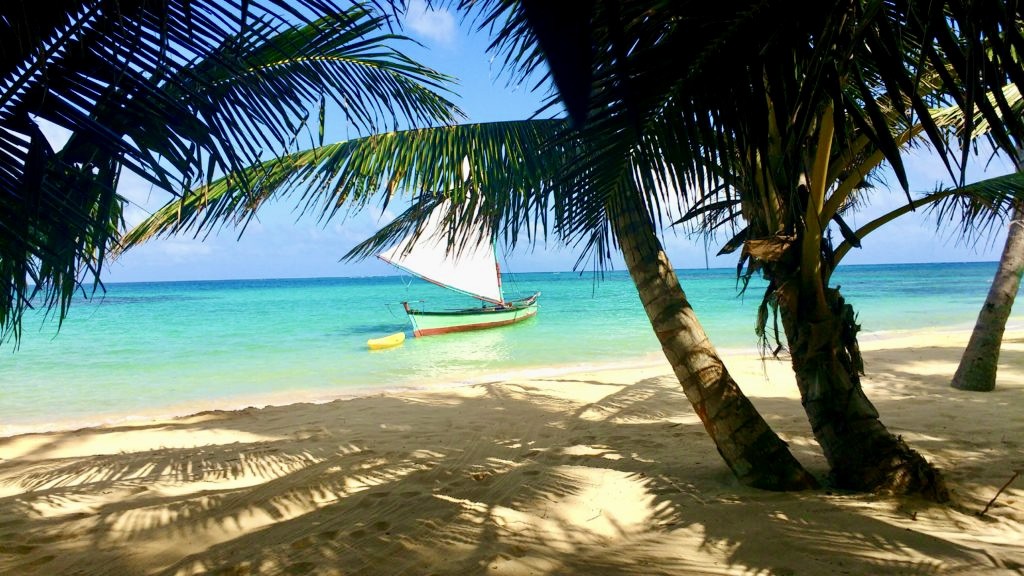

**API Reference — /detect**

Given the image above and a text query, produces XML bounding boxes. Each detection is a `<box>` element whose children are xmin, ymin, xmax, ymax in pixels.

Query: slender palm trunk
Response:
<box><xmin>772</xmin><ymin>280</ymin><xmax>949</xmax><ymax>500</ymax></box>
<box><xmin>952</xmin><ymin>201</ymin><xmax>1024</xmax><ymax>392</ymax></box>
<box><xmin>612</xmin><ymin>206</ymin><xmax>817</xmax><ymax>490</ymax></box>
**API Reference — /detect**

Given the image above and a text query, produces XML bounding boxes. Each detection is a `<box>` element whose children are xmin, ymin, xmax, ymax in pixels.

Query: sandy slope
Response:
<box><xmin>0</xmin><ymin>329</ymin><xmax>1021</xmax><ymax>575</ymax></box>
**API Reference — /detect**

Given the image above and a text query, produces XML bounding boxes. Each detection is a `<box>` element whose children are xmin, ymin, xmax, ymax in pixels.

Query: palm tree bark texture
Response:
<box><xmin>952</xmin><ymin>199</ymin><xmax>1024</xmax><ymax>392</ymax></box>
<box><xmin>610</xmin><ymin>199</ymin><xmax>817</xmax><ymax>491</ymax></box>
<box><xmin>731</xmin><ymin>97</ymin><xmax>951</xmax><ymax>501</ymax></box>
<box><xmin>762</xmin><ymin>237</ymin><xmax>949</xmax><ymax>501</ymax></box>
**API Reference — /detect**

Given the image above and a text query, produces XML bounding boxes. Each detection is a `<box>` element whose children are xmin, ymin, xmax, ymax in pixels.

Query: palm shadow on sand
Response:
<box><xmin>0</xmin><ymin>347</ymin><xmax>1021</xmax><ymax>575</ymax></box>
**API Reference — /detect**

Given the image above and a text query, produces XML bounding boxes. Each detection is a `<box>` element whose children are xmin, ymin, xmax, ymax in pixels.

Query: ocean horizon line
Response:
<box><xmin>96</xmin><ymin>258</ymin><xmax>1002</xmax><ymax>287</ymax></box>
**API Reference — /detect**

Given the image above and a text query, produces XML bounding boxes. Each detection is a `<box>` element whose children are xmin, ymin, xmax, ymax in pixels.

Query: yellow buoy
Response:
<box><xmin>367</xmin><ymin>331</ymin><xmax>406</xmax><ymax>350</ymax></box>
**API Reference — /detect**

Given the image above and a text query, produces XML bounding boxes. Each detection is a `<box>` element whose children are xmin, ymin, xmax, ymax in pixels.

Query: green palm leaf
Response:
<box><xmin>832</xmin><ymin>171</ymin><xmax>1024</xmax><ymax>263</ymax></box>
<box><xmin>1</xmin><ymin>1</ymin><xmax>461</xmax><ymax>343</ymax></box>
<box><xmin>122</xmin><ymin>120</ymin><xmax>584</xmax><ymax>254</ymax></box>
<box><xmin>122</xmin><ymin>114</ymin><xmax>712</xmax><ymax>273</ymax></box>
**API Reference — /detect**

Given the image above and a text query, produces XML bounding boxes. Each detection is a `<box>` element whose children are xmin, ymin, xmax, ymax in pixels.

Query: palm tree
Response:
<box><xmin>953</xmin><ymin>198</ymin><xmax>1024</xmax><ymax>391</ymax></box>
<box><xmin>948</xmin><ymin>86</ymin><xmax>1024</xmax><ymax>392</ymax></box>
<box><xmin>123</xmin><ymin>1</ymin><xmax>1024</xmax><ymax>500</ymax></box>
<box><xmin>683</xmin><ymin>108</ymin><xmax>1024</xmax><ymax>499</ymax></box>
<box><xmin>505</xmin><ymin>1</ymin><xmax>1024</xmax><ymax>499</ymax></box>
<box><xmin>0</xmin><ymin>0</ymin><xmax>459</xmax><ymax>343</ymax></box>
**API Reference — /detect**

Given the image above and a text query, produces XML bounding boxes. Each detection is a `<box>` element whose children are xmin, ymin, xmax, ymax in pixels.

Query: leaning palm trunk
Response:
<box><xmin>611</xmin><ymin>204</ymin><xmax>817</xmax><ymax>490</ymax></box>
<box><xmin>769</xmin><ymin>271</ymin><xmax>949</xmax><ymax>500</ymax></box>
<box><xmin>952</xmin><ymin>200</ymin><xmax>1024</xmax><ymax>392</ymax></box>
<box><xmin>732</xmin><ymin>105</ymin><xmax>950</xmax><ymax>500</ymax></box>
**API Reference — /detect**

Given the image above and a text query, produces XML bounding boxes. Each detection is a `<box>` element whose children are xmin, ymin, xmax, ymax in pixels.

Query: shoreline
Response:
<box><xmin>1</xmin><ymin>325</ymin><xmax>1021</xmax><ymax>574</ymax></box>
<box><xmin>0</xmin><ymin>351</ymin><xmax>664</xmax><ymax>438</ymax></box>
<box><xmin>0</xmin><ymin>324</ymin><xmax>1001</xmax><ymax>439</ymax></box>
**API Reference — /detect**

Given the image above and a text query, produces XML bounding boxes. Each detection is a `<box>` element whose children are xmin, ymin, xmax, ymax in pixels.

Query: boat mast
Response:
<box><xmin>493</xmin><ymin>236</ymin><xmax>506</xmax><ymax>305</ymax></box>
<box><xmin>495</xmin><ymin>261</ymin><xmax>504</xmax><ymax>305</ymax></box>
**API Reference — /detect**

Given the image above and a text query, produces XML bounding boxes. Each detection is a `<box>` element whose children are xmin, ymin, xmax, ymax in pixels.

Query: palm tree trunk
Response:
<box><xmin>772</xmin><ymin>282</ymin><xmax>949</xmax><ymax>501</ymax></box>
<box><xmin>611</xmin><ymin>205</ymin><xmax>817</xmax><ymax>491</ymax></box>
<box><xmin>952</xmin><ymin>201</ymin><xmax>1024</xmax><ymax>392</ymax></box>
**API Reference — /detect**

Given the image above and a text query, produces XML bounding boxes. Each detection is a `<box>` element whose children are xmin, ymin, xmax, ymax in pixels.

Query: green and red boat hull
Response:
<box><xmin>404</xmin><ymin>293</ymin><xmax>540</xmax><ymax>337</ymax></box>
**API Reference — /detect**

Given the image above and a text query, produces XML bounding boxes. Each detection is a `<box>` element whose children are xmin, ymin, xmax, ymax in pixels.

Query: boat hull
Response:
<box><xmin>405</xmin><ymin>293</ymin><xmax>539</xmax><ymax>337</ymax></box>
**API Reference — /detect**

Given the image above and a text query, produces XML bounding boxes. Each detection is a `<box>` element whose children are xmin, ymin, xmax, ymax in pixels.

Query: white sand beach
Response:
<box><xmin>1</xmin><ymin>328</ymin><xmax>1022</xmax><ymax>575</ymax></box>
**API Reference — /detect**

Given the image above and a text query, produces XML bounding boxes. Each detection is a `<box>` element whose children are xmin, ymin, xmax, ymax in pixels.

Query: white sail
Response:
<box><xmin>378</xmin><ymin>203</ymin><xmax>503</xmax><ymax>304</ymax></box>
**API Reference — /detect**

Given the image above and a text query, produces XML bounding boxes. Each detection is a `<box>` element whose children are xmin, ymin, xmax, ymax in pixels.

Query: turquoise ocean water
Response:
<box><xmin>1</xmin><ymin>262</ymin><xmax>1016</xmax><ymax>434</ymax></box>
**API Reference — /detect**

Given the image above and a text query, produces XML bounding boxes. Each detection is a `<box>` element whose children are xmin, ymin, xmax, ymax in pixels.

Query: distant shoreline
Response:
<box><xmin>1</xmin><ymin>324</ymin><xmax>1002</xmax><ymax>439</ymax></box>
<box><xmin>4</xmin><ymin>263</ymin><xmax>1012</xmax><ymax>439</ymax></box>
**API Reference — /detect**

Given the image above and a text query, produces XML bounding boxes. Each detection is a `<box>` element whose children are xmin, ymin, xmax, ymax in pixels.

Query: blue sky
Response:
<box><xmin>102</xmin><ymin>2</ymin><xmax>1016</xmax><ymax>283</ymax></box>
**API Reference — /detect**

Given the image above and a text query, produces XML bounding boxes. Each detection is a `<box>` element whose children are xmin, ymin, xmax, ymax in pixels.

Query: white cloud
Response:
<box><xmin>157</xmin><ymin>239</ymin><xmax>213</xmax><ymax>259</ymax></box>
<box><xmin>404</xmin><ymin>0</ymin><xmax>457</xmax><ymax>47</ymax></box>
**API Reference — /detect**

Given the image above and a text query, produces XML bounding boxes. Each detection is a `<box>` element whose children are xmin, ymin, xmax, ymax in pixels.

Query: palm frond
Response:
<box><xmin>930</xmin><ymin>83</ymin><xmax>1023</xmax><ymax>145</ymax></box>
<box><xmin>833</xmin><ymin>171</ymin><xmax>1024</xmax><ymax>264</ymax></box>
<box><xmin>123</xmin><ymin>119</ymin><xmax>601</xmax><ymax>258</ymax></box>
<box><xmin>927</xmin><ymin>170</ymin><xmax>1024</xmax><ymax>243</ymax></box>
<box><xmin>123</xmin><ymin>109</ymin><xmax>723</xmax><ymax>276</ymax></box>
<box><xmin>1</xmin><ymin>1</ymin><xmax>461</xmax><ymax>343</ymax></box>
<box><xmin>463</xmin><ymin>0</ymin><xmax>564</xmax><ymax>120</ymax></box>
<box><xmin>478</xmin><ymin>1</ymin><xmax>1024</xmax><ymax>216</ymax></box>
<box><xmin>171</xmin><ymin>9</ymin><xmax>462</xmax><ymax>141</ymax></box>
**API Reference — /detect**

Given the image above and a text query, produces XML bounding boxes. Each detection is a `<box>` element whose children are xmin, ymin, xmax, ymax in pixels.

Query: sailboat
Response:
<box><xmin>378</xmin><ymin>203</ymin><xmax>540</xmax><ymax>337</ymax></box>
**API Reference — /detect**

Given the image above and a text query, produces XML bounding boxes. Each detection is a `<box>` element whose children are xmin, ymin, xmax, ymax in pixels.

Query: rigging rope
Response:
<box><xmin>500</xmin><ymin>252</ymin><xmax>525</xmax><ymax>297</ymax></box>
